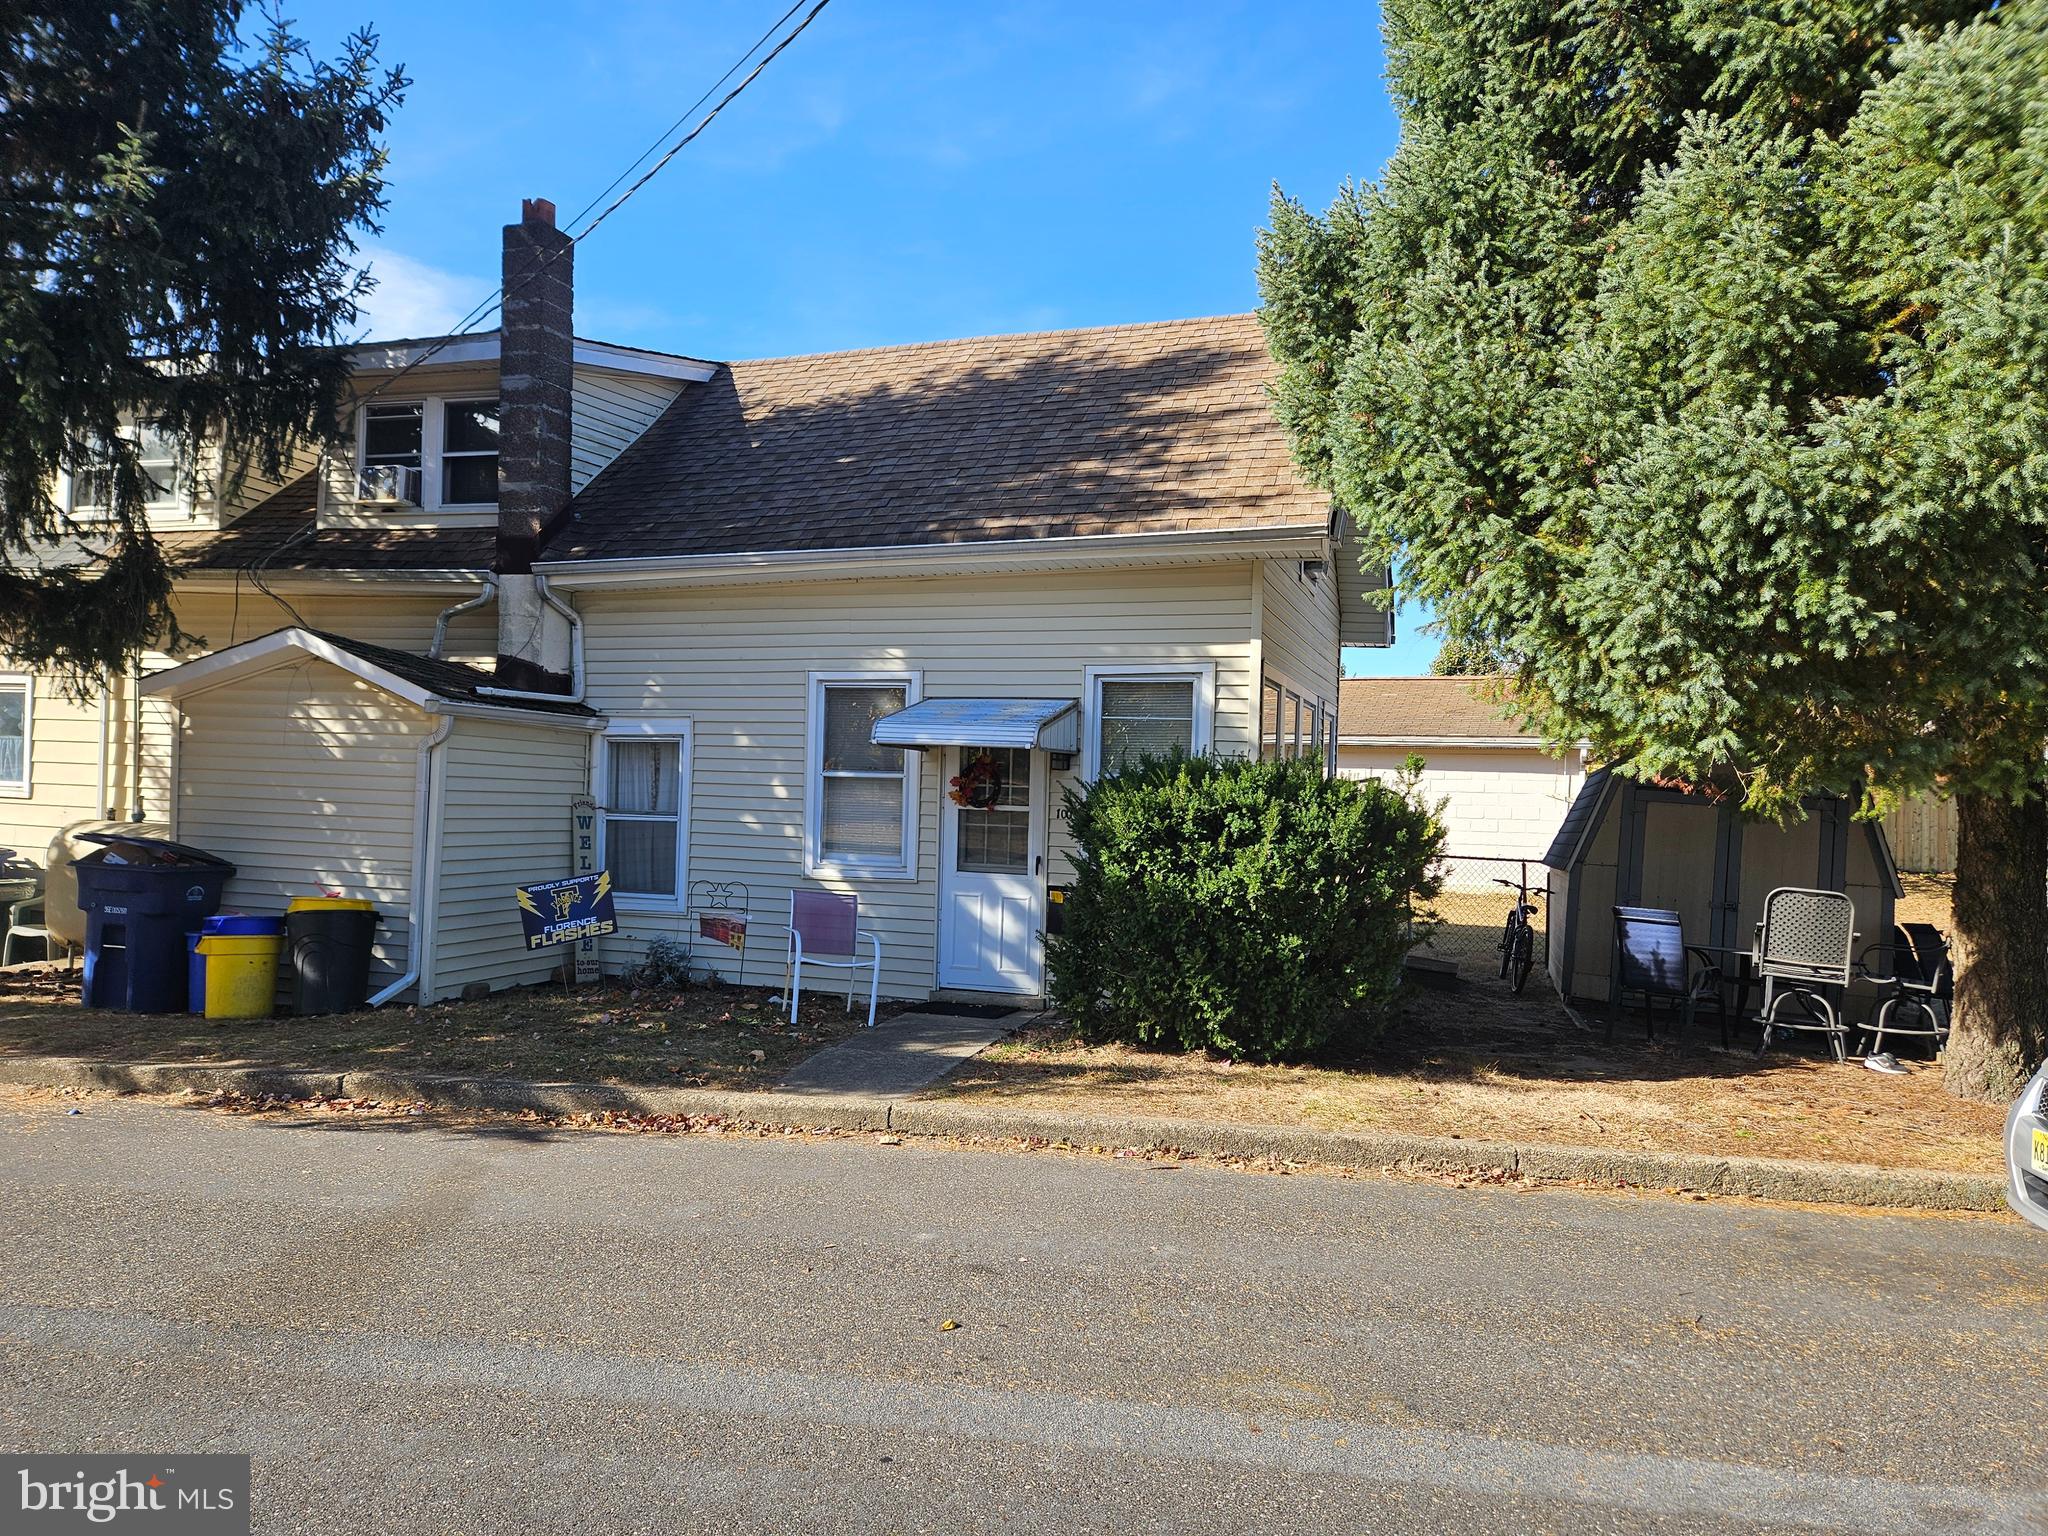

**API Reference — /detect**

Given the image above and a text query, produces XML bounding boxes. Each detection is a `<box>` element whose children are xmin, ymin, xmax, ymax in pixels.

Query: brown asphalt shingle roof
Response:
<box><xmin>166</xmin><ymin>470</ymin><xmax>497</xmax><ymax>574</ymax></box>
<box><xmin>1338</xmin><ymin>676</ymin><xmax>1538</xmax><ymax>742</ymax></box>
<box><xmin>555</xmin><ymin>313</ymin><xmax>1328</xmax><ymax>562</ymax></box>
<box><xmin>171</xmin><ymin>314</ymin><xmax>1328</xmax><ymax>575</ymax></box>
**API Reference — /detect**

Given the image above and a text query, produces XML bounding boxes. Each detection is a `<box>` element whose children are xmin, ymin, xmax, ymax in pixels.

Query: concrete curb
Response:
<box><xmin>0</xmin><ymin>1053</ymin><xmax>2007</xmax><ymax>1212</ymax></box>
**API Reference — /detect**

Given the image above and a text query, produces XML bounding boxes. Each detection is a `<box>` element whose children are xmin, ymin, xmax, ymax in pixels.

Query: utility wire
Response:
<box><xmin>351</xmin><ymin>0</ymin><xmax>832</xmax><ymax>413</ymax></box>
<box><xmin>239</xmin><ymin>0</ymin><xmax>835</xmax><ymax>595</ymax></box>
<box><xmin>558</xmin><ymin>0</ymin><xmax>810</xmax><ymax>236</ymax></box>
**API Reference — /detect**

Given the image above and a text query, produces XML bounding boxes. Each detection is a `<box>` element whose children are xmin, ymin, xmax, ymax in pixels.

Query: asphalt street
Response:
<box><xmin>0</xmin><ymin>1089</ymin><xmax>2043</xmax><ymax>1535</ymax></box>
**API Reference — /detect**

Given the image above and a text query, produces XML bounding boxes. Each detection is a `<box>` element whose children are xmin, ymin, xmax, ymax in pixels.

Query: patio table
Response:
<box><xmin>1685</xmin><ymin>944</ymin><xmax>1759</xmax><ymax>1022</ymax></box>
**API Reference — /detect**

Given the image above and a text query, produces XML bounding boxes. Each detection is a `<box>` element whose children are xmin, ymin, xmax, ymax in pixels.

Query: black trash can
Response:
<box><xmin>72</xmin><ymin>835</ymin><xmax>235</xmax><ymax>1012</ymax></box>
<box><xmin>286</xmin><ymin>897</ymin><xmax>379</xmax><ymax>1014</ymax></box>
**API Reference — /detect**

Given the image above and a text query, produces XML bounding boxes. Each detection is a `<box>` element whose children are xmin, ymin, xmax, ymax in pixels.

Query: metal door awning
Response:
<box><xmin>871</xmin><ymin>697</ymin><xmax>1080</xmax><ymax>752</ymax></box>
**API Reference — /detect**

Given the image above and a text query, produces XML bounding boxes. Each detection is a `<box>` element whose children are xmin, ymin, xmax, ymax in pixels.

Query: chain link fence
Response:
<box><xmin>1408</xmin><ymin>855</ymin><xmax>1549</xmax><ymax>982</ymax></box>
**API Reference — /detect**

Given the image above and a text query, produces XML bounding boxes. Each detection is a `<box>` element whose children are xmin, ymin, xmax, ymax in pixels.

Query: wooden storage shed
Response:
<box><xmin>1543</xmin><ymin>769</ymin><xmax>1904</xmax><ymax>1004</ymax></box>
<box><xmin>141</xmin><ymin>628</ymin><xmax>603</xmax><ymax>1004</ymax></box>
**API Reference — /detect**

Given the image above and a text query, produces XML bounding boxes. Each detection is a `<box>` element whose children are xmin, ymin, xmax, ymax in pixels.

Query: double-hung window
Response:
<box><xmin>440</xmin><ymin>399</ymin><xmax>500</xmax><ymax>504</ymax></box>
<box><xmin>360</xmin><ymin>402</ymin><xmax>424</xmax><ymax>501</ymax></box>
<box><xmin>355</xmin><ymin>396</ymin><xmax>498</xmax><ymax>509</ymax></box>
<box><xmin>1085</xmin><ymin>665</ymin><xmax>1214</xmax><ymax>779</ymax></box>
<box><xmin>602</xmin><ymin>722</ymin><xmax>690</xmax><ymax>904</ymax></box>
<box><xmin>66</xmin><ymin>419</ymin><xmax>182</xmax><ymax>517</ymax></box>
<box><xmin>807</xmin><ymin>674</ymin><xmax>919</xmax><ymax>878</ymax></box>
<box><xmin>0</xmin><ymin>674</ymin><xmax>30</xmax><ymax>796</ymax></box>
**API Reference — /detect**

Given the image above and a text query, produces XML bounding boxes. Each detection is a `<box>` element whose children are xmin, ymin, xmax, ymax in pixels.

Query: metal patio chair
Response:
<box><xmin>1752</xmin><ymin>888</ymin><xmax>1858</xmax><ymax>1062</ymax></box>
<box><xmin>782</xmin><ymin>888</ymin><xmax>882</xmax><ymax>1029</ymax></box>
<box><xmin>1858</xmin><ymin>922</ymin><xmax>1953</xmax><ymax>1059</ymax></box>
<box><xmin>1611</xmin><ymin>906</ymin><xmax>1729</xmax><ymax>1048</ymax></box>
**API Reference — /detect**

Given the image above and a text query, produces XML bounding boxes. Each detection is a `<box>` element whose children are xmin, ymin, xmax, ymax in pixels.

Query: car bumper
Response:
<box><xmin>2006</xmin><ymin>1064</ymin><xmax>2048</xmax><ymax>1234</ymax></box>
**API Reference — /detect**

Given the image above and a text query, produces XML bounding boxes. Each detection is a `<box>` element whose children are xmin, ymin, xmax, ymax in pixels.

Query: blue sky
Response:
<box><xmin>290</xmin><ymin>0</ymin><xmax>1437</xmax><ymax>674</ymax></box>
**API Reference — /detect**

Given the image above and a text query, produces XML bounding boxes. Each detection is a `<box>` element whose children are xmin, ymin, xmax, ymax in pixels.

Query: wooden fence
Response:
<box><xmin>1883</xmin><ymin>795</ymin><xmax>1958</xmax><ymax>874</ymax></box>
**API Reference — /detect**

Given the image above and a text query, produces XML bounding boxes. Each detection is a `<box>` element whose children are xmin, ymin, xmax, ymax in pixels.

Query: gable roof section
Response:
<box><xmin>1338</xmin><ymin>676</ymin><xmax>1539</xmax><ymax>745</ymax></box>
<box><xmin>1542</xmin><ymin>767</ymin><xmax>1616</xmax><ymax>871</ymax></box>
<box><xmin>141</xmin><ymin>627</ymin><xmax>599</xmax><ymax>723</ymax></box>
<box><xmin>549</xmin><ymin>314</ymin><xmax>1329</xmax><ymax>564</ymax></box>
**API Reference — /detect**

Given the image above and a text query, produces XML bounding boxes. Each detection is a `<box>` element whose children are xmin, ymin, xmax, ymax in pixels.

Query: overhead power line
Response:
<box><xmin>353</xmin><ymin>0</ymin><xmax>834</xmax><ymax>409</ymax></box>
<box><xmin>244</xmin><ymin>0</ymin><xmax>835</xmax><ymax>603</ymax></box>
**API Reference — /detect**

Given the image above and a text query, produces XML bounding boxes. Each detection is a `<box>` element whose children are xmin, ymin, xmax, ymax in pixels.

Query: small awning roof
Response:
<box><xmin>871</xmin><ymin>697</ymin><xmax>1080</xmax><ymax>752</ymax></box>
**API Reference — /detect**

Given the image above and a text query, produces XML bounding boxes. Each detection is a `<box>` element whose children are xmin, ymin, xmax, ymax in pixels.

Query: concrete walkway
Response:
<box><xmin>775</xmin><ymin>1007</ymin><xmax>1032</xmax><ymax>1097</ymax></box>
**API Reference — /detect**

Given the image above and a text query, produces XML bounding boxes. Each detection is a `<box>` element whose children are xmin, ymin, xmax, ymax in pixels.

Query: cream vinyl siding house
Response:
<box><xmin>170</xmin><ymin>656</ymin><xmax>432</xmax><ymax>990</ymax></box>
<box><xmin>22</xmin><ymin>245</ymin><xmax>1390</xmax><ymax>1008</ymax></box>
<box><xmin>143</xmin><ymin>629</ymin><xmax>602</xmax><ymax>1004</ymax></box>
<box><xmin>429</xmin><ymin>714</ymin><xmax>588</xmax><ymax>998</ymax></box>
<box><xmin>572</xmin><ymin>561</ymin><xmax>1261</xmax><ymax>997</ymax></box>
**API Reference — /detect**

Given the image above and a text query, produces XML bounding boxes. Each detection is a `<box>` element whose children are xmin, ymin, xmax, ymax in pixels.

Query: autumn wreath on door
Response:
<box><xmin>948</xmin><ymin>750</ymin><xmax>1006</xmax><ymax>809</ymax></box>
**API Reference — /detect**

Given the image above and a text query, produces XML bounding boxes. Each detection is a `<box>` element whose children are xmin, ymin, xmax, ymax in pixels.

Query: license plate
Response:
<box><xmin>2034</xmin><ymin>1128</ymin><xmax>2048</xmax><ymax>1179</ymax></box>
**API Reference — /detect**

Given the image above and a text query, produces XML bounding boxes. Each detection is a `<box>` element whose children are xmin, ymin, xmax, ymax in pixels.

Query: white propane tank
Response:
<box><xmin>43</xmin><ymin>819</ymin><xmax>171</xmax><ymax>947</ymax></box>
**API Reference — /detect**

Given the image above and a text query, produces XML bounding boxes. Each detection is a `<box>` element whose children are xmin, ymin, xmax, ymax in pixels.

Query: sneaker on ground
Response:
<box><xmin>1864</xmin><ymin>1052</ymin><xmax>1908</xmax><ymax>1075</ymax></box>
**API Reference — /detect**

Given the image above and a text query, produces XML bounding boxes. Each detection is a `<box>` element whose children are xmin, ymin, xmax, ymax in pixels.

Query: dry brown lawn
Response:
<box><xmin>930</xmin><ymin>975</ymin><xmax>2005</xmax><ymax>1176</ymax></box>
<box><xmin>1896</xmin><ymin>871</ymin><xmax>1955</xmax><ymax>930</ymax></box>
<box><xmin>0</xmin><ymin>962</ymin><xmax>888</xmax><ymax>1090</ymax></box>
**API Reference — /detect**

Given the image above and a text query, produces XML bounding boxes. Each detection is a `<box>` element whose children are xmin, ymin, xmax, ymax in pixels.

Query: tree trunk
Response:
<box><xmin>1943</xmin><ymin>789</ymin><xmax>2048</xmax><ymax>1103</ymax></box>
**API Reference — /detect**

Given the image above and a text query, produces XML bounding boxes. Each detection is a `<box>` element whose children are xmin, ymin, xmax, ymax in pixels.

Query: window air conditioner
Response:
<box><xmin>356</xmin><ymin>464</ymin><xmax>423</xmax><ymax>505</ymax></box>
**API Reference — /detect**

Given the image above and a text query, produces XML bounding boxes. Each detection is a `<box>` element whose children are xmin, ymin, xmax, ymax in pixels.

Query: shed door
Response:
<box><xmin>1637</xmin><ymin>799</ymin><xmax>1722</xmax><ymax>950</ymax></box>
<box><xmin>1733</xmin><ymin>814</ymin><xmax>1827</xmax><ymax>957</ymax></box>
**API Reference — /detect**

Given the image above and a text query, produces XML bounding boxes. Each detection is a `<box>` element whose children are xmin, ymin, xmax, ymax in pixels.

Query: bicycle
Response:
<box><xmin>1494</xmin><ymin>874</ymin><xmax>1544</xmax><ymax>994</ymax></box>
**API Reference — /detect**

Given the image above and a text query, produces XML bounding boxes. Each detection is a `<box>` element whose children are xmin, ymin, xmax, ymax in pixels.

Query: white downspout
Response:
<box><xmin>366</xmin><ymin>713</ymin><xmax>454</xmax><ymax>1008</ymax></box>
<box><xmin>95</xmin><ymin>671</ymin><xmax>112</xmax><ymax>820</ymax></box>
<box><xmin>128</xmin><ymin>654</ymin><xmax>145</xmax><ymax>820</ymax></box>
<box><xmin>476</xmin><ymin>575</ymin><xmax>585</xmax><ymax>704</ymax></box>
<box><xmin>429</xmin><ymin>579</ymin><xmax>498</xmax><ymax>661</ymax></box>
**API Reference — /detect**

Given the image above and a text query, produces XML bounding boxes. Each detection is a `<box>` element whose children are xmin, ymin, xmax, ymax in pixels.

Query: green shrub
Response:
<box><xmin>1046</xmin><ymin>753</ymin><xmax>1443</xmax><ymax>1062</ymax></box>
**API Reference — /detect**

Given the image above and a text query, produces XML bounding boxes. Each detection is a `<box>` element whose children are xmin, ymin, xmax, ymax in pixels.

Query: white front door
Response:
<box><xmin>938</xmin><ymin>745</ymin><xmax>1046</xmax><ymax>993</ymax></box>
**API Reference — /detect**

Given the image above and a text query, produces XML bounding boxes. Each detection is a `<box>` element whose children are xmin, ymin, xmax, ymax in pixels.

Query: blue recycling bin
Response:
<box><xmin>187</xmin><ymin>914</ymin><xmax>287</xmax><ymax>1013</ymax></box>
<box><xmin>72</xmin><ymin>835</ymin><xmax>235</xmax><ymax>1012</ymax></box>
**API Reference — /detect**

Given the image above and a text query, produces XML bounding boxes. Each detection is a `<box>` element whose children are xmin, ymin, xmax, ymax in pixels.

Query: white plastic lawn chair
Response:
<box><xmin>782</xmin><ymin>888</ymin><xmax>882</xmax><ymax>1029</ymax></box>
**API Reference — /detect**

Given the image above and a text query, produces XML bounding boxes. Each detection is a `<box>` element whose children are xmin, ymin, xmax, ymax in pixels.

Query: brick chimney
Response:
<box><xmin>495</xmin><ymin>197</ymin><xmax>576</xmax><ymax>693</ymax></box>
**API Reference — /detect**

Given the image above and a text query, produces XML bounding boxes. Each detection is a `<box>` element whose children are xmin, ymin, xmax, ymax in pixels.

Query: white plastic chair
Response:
<box><xmin>2</xmin><ymin>894</ymin><xmax>72</xmax><ymax>971</ymax></box>
<box><xmin>783</xmin><ymin>889</ymin><xmax>882</xmax><ymax>1029</ymax></box>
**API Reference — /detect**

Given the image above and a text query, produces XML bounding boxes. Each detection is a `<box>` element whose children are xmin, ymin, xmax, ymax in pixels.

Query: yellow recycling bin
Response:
<box><xmin>194</xmin><ymin>918</ymin><xmax>287</xmax><ymax>1020</ymax></box>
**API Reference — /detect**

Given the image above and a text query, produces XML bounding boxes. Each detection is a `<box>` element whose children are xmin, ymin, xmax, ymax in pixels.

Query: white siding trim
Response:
<box><xmin>805</xmin><ymin>671</ymin><xmax>922</xmax><ymax>881</ymax></box>
<box><xmin>1081</xmin><ymin>663</ymin><xmax>1216</xmax><ymax>781</ymax></box>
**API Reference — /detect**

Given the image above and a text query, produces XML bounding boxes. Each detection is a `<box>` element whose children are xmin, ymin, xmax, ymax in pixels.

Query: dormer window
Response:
<box><xmin>354</xmin><ymin>396</ymin><xmax>498</xmax><ymax>510</ymax></box>
<box><xmin>66</xmin><ymin>419</ymin><xmax>184</xmax><ymax>517</ymax></box>
<box><xmin>440</xmin><ymin>400</ymin><xmax>500</xmax><ymax>504</ymax></box>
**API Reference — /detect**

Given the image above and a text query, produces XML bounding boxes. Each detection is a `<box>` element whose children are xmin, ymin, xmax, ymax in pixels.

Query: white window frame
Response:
<box><xmin>0</xmin><ymin>672</ymin><xmax>31</xmax><ymax>798</ymax></box>
<box><xmin>353</xmin><ymin>395</ymin><xmax>499</xmax><ymax>513</ymax></box>
<box><xmin>437</xmin><ymin>396</ymin><xmax>502</xmax><ymax>506</ymax></box>
<box><xmin>60</xmin><ymin>418</ymin><xmax>187</xmax><ymax>519</ymax></box>
<box><xmin>805</xmin><ymin>670</ymin><xmax>922</xmax><ymax>881</ymax></box>
<box><xmin>596</xmin><ymin>718</ymin><xmax>692</xmax><ymax>911</ymax></box>
<box><xmin>1082</xmin><ymin>663</ymin><xmax>1216</xmax><ymax>781</ymax></box>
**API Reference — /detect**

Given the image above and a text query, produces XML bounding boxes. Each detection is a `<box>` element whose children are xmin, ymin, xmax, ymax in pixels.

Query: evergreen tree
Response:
<box><xmin>1259</xmin><ymin>0</ymin><xmax>2046</xmax><ymax>1099</ymax></box>
<box><xmin>1428</xmin><ymin>629</ymin><xmax>1506</xmax><ymax>677</ymax></box>
<box><xmin>1</xmin><ymin>3</ymin><xmax>406</xmax><ymax>687</ymax></box>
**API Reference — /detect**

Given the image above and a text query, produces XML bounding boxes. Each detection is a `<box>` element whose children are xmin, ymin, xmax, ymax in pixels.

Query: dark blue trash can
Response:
<box><xmin>72</xmin><ymin>835</ymin><xmax>235</xmax><ymax>1013</ymax></box>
